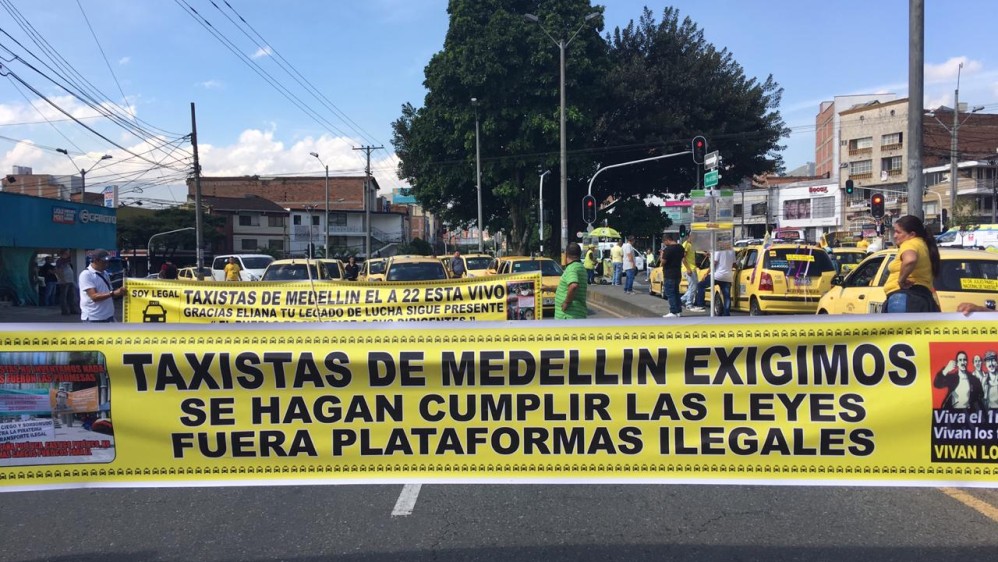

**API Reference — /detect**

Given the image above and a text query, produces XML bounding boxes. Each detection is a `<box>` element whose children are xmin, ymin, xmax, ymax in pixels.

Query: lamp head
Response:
<box><xmin>523</xmin><ymin>13</ymin><xmax>539</xmax><ymax>22</ymax></box>
<box><xmin>585</xmin><ymin>12</ymin><xmax>599</xmax><ymax>21</ymax></box>
<box><xmin>100</xmin><ymin>154</ymin><xmax>112</xmax><ymax>161</ymax></box>
<box><xmin>309</xmin><ymin>152</ymin><xmax>319</xmax><ymax>158</ymax></box>
<box><xmin>56</xmin><ymin>148</ymin><xmax>68</xmax><ymax>155</ymax></box>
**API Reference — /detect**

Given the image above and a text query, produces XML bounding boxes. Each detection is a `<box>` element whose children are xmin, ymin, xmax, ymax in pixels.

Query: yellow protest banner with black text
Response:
<box><xmin>123</xmin><ymin>274</ymin><xmax>542</xmax><ymax>323</ymax></box>
<box><xmin>2</xmin><ymin>315</ymin><xmax>998</xmax><ymax>491</ymax></box>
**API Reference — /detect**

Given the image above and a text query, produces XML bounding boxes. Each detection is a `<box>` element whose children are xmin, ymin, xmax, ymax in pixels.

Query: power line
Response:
<box><xmin>75</xmin><ymin>0</ymin><xmax>138</xmax><ymax>128</ymax></box>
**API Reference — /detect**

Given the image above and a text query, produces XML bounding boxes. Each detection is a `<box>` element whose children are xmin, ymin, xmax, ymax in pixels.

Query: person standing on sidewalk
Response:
<box><xmin>56</xmin><ymin>249</ymin><xmax>80</xmax><ymax>316</ymax></box>
<box><xmin>660</xmin><ymin>234</ymin><xmax>684</xmax><ymax>318</ymax></box>
<box><xmin>79</xmin><ymin>249</ymin><xmax>124</xmax><ymax>323</ymax></box>
<box><xmin>610</xmin><ymin>241</ymin><xmax>623</xmax><ymax>286</ymax></box>
<box><xmin>622</xmin><ymin>235</ymin><xmax>637</xmax><ymax>294</ymax></box>
<box><xmin>584</xmin><ymin>245</ymin><xmax>597</xmax><ymax>284</ymax></box>
<box><xmin>39</xmin><ymin>256</ymin><xmax>58</xmax><ymax>306</ymax></box>
<box><xmin>680</xmin><ymin>233</ymin><xmax>701</xmax><ymax>312</ymax></box>
<box><xmin>555</xmin><ymin>242</ymin><xmax>588</xmax><ymax>319</ymax></box>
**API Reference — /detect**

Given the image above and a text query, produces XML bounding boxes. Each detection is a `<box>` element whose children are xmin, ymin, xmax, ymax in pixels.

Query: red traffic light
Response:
<box><xmin>691</xmin><ymin>136</ymin><xmax>707</xmax><ymax>164</ymax></box>
<box><xmin>871</xmin><ymin>193</ymin><xmax>885</xmax><ymax>219</ymax></box>
<box><xmin>582</xmin><ymin>195</ymin><xmax>597</xmax><ymax>223</ymax></box>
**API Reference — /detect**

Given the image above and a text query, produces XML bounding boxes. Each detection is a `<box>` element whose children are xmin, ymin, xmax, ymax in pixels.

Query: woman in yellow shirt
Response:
<box><xmin>883</xmin><ymin>215</ymin><xmax>940</xmax><ymax>313</ymax></box>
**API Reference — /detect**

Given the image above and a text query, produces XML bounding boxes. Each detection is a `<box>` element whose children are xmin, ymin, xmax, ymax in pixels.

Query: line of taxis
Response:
<box><xmin>650</xmin><ymin>241</ymin><xmax>998</xmax><ymax>316</ymax></box>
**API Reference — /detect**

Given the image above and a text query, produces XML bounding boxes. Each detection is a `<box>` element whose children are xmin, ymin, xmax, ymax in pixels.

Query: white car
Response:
<box><xmin>210</xmin><ymin>254</ymin><xmax>274</xmax><ymax>281</ymax></box>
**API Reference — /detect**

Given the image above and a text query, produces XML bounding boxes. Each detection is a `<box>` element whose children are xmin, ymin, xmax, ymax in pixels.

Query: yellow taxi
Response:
<box><xmin>493</xmin><ymin>256</ymin><xmax>563</xmax><ymax>316</ymax></box>
<box><xmin>177</xmin><ymin>266</ymin><xmax>214</xmax><ymax>281</ymax></box>
<box><xmin>720</xmin><ymin>242</ymin><xmax>837</xmax><ymax>315</ymax></box>
<box><xmin>318</xmin><ymin>259</ymin><xmax>346</xmax><ymax>280</ymax></box>
<box><xmin>359</xmin><ymin>257</ymin><xmax>386</xmax><ymax>282</ymax></box>
<box><xmin>454</xmin><ymin>253</ymin><xmax>493</xmax><ymax>277</ymax></box>
<box><xmin>826</xmin><ymin>247</ymin><xmax>868</xmax><ymax>276</ymax></box>
<box><xmin>383</xmin><ymin>255</ymin><xmax>449</xmax><ymax>282</ymax></box>
<box><xmin>650</xmin><ymin>251</ymin><xmax>710</xmax><ymax>297</ymax></box>
<box><xmin>816</xmin><ymin>248</ymin><xmax>998</xmax><ymax>314</ymax></box>
<box><xmin>260</xmin><ymin>258</ymin><xmax>335</xmax><ymax>281</ymax></box>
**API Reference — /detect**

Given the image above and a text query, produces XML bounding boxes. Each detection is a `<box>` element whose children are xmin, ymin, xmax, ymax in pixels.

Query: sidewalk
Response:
<box><xmin>587</xmin><ymin>278</ymin><xmax>708</xmax><ymax>318</ymax></box>
<box><xmin>0</xmin><ymin>302</ymin><xmax>121</xmax><ymax>325</ymax></box>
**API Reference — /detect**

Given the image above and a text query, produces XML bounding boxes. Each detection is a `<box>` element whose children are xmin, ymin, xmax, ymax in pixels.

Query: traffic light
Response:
<box><xmin>679</xmin><ymin>224</ymin><xmax>687</xmax><ymax>238</ymax></box>
<box><xmin>582</xmin><ymin>194</ymin><xmax>597</xmax><ymax>224</ymax></box>
<box><xmin>692</xmin><ymin>136</ymin><xmax>707</xmax><ymax>164</ymax></box>
<box><xmin>870</xmin><ymin>193</ymin><xmax>885</xmax><ymax>219</ymax></box>
<box><xmin>845</xmin><ymin>179</ymin><xmax>854</xmax><ymax>195</ymax></box>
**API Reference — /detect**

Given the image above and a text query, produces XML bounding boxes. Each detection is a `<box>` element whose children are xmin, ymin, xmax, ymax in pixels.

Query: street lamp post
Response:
<box><xmin>56</xmin><ymin>148</ymin><xmax>112</xmax><ymax>195</ymax></box>
<box><xmin>538</xmin><ymin>169</ymin><xmax>551</xmax><ymax>254</ymax></box>
<box><xmin>524</xmin><ymin>11</ymin><xmax>599</xmax><ymax>262</ymax></box>
<box><xmin>926</xmin><ymin>63</ymin><xmax>984</xmax><ymax>221</ymax></box>
<box><xmin>309</xmin><ymin>152</ymin><xmax>329</xmax><ymax>257</ymax></box>
<box><xmin>472</xmin><ymin>98</ymin><xmax>484</xmax><ymax>253</ymax></box>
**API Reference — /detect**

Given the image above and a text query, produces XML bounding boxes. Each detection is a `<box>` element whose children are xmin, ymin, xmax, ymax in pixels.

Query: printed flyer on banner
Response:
<box><xmin>2</xmin><ymin>315</ymin><xmax>998</xmax><ymax>492</ymax></box>
<box><xmin>123</xmin><ymin>273</ymin><xmax>542</xmax><ymax>323</ymax></box>
<box><xmin>0</xmin><ymin>351</ymin><xmax>114</xmax><ymax>468</ymax></box>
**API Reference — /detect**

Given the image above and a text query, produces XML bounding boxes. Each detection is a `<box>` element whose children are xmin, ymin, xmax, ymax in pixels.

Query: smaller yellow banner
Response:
<box><xmin>961</xmin><ymin>278</ymin><xmax>998</xmax><ymax>291</ymax></box>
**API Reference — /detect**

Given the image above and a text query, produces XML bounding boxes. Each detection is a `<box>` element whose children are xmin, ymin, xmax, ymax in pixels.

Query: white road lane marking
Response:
<box><xmin>391</xmin><ymin>483</ymin><xmax>422</xmax><ymax>516</ymax></box>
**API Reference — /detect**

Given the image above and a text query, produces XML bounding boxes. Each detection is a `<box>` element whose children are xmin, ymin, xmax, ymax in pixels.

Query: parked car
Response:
<box><xmin>360</xmin><ymin>257</ymin><xmax>387</xmax><ymax>282</ymax></box>
<box><xmin>177</xmin><ymin>266</ymin><xmax>214</xmax><ymax>281</ymax></box>
<box><xmin>260</xmin><ymin>259</ymin><xmax>332</xmax><ymax>282</ymax></box>
<box><xmin>650</xmin><ymin>251</ymin><xmax>710</xmax><ymax>297</ymax></box>
<box><xmin>318</xmin><ymin>259</ymin><xmax>346</xmax><ymax>280</ymax></box>
<box><xmin>383</xmin><ymin>256</ymin><xmax>449</xmax><ymax>282</ymax></box>
<box><xmin>816</xmin><ymin>248</ymin><xmax>998</xmax><ymax>314</ymax></box>
<box><xmin>715</xmin><ymin>242</ymin><xmax>837</xmax><ymax>315</ymax></box>
<box><xmin>210</xmin><ymin>254</ymin><xmax>274</xmax><ymax>281</ymax></box>
<box><xmin>826</xmin><ymin>247</ymin><xmax>868</xmax><ymax>276</ymax></box>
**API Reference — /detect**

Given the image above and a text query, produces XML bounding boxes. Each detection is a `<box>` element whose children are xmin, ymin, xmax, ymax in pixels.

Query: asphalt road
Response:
<box><xmin>3</xmin><ymin>283</ymin><xmax>998</xmax><ymax>561</ymax></box>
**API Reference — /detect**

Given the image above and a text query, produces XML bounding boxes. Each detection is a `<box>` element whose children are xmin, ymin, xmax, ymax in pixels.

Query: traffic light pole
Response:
<box><xmin>586</xmin><ymin>150</ymin><xmax>692</xmax><ymax>198</ymax></box>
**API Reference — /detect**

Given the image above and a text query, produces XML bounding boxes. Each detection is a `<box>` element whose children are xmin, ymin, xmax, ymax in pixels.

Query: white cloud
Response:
<box><xmin>0</xmin><ymin>95</ymin><xmax>135</xmax><ymax>126</ymax></box>
<box><xmin>118</xmin><ymin>56</ymin><xmax>130</xmax><ymax>65</ymax></box>
<box><xmin>251</xmin><ymin>46</ymin><xmax>272</xmax><ymax>59</ymax></box>
<box><xmin>925</xmin><ymin>57</ymin><xmax>983</xmax><ymax>85</ymax></box>
<box><xmin>198</xmin><ymin>80</ymin><xmax>223</xmax><ymax>90</ymax></box>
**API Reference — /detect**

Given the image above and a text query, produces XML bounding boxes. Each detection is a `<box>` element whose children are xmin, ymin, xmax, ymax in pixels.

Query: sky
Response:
<box><xmin>1</xmin><ymin>0</ymin><xmax>995</xmax><ymax>208</ymax></box>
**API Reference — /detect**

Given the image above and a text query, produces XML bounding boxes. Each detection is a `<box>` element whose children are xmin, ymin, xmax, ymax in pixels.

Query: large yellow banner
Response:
<box><xmin>2</xmin><ymin>315</ymin><xmax>998</xmax><ymax>491</ymax></box>
<box><xmin>123</xmin><ymin>274</ymin><xmax>542</xmax><ymax>323</ymax></box>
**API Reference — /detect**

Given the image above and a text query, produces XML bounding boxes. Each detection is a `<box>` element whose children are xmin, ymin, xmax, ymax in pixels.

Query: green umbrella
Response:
<box><xmin>588</xmin><ymin>226</ymin><xmax>621</xmax><ymax>239</ymax></box>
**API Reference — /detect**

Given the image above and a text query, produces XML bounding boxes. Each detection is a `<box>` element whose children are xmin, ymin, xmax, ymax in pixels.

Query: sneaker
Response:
<box><xmin>662</xmin><ymin>312</ymin><xmax>681</xmax><ymax>318</ymax></box>
<box><xmin>687</xmin><ymin>306</ymin><xmax>705</xmax><ymax>312</ymax></box>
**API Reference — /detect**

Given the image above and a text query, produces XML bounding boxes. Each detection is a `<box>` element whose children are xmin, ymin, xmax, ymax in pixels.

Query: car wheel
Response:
<box><xmin>749</xmin><ymin>297</ymin><xmax>764</xmax><ymax>316</ymax></box>
<box><xmin>817</xmin><ymin>309</ymin><xmax>828</xmax><ymax>314</ymax></box>
<box><xmin>713</xmin><ymin>295</ymin><xmax>724</xmax><ymax>316</ymax></box>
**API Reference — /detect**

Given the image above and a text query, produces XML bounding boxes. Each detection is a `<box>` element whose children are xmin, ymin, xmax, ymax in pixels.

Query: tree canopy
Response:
<box><xmin>393</xmin><ymin>2</ymin><xmax>787</xmax><ymax>256</ymax></box>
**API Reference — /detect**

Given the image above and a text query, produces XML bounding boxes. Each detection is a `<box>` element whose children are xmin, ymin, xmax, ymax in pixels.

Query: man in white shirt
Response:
<box><xmin>622</xmin><ymin>235</ymin><xmax>637</xmax><ymax>294</ymax></box>
<box><xmin>79</xmin><ymin>249</ymin><xmax>124</xmax><ymax>323</ymax></box>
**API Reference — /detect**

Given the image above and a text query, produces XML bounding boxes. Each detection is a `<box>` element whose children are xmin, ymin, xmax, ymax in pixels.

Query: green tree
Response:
<box><xmin>117</xmin><ymin>206</ymin><xmax>225</xmax><ymax>263</ymax></box>
<box><xmin>393</xmin><ymin>0</ymin><xmax>608</xmax><ymax>256</ymax></box>
<box><xmin>593</xmin><ymin>7</ymin><xmax>788</xmax><ymax>200</ymax></box>
<box><xmin>602</xmin><ymin>197</ymin><xmax>671</xmax><ymax>243</ymax></box>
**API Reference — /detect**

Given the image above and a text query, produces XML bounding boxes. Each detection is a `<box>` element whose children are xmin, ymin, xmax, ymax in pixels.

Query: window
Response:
<box><xmin>293</xmin><ymin>215</ymin><xmax>302</xmax><ymax>226</ymax></box>
<box><xmin>881</xmin><ymin>132</ymin><xmax>903</xmax><ymax>148</ymax></box>
<box><xmin>750</xmin><ymin>202</ymin><xmax>767</xmax><ymax>216</ymax></box>
<box><xmin>330</xmin><ymin>213</ymin><xmax>348</xmax><ymax>226</ymax></box>
<box><xmin>238</xmin><ymin>214</ymin><xmax>259</xmax><ymax>227</ymax></box>
<box><xmin>268</xmin><ymin>216</ymin><xmax>285</xmax><ymax>227</ymax></box>
<box><xmin>734</xmin><ymin>204</ymin><xmax>743</xmax><ymax>217</ymax></box>
<box><xmin>268</xmin><ymin>239</ymin><xmax>284</xmax><ymax>250</ymax></box>
<box><xmin>850</xmin><ymin>160</ymin><xmax>873</xmax><ymax>175</ymax></box>
<box><xmin>844</xmin><ymin>256</ymin><xmax>885</xmax><ymax>287</ymax></box>
<box><xmin>812</xmin><ymin>196</ymin><xmax>835</xmax><ymax>219</ymax></box>
<box><xmin>882</xmin><ymin>156</ymin><xmax>903</xmax><ymax>175</ymax></box>
<box><xmin>849</xmin><ymin>137</ymin><xmax>873</xmax><ymax>151</ymax></box>
<box><xmin>311</xmin><ymin>215</ymin><xmax>320</xmax><ymax>226</ymax></box>
<box><xmin>240</xmin><ymin>238</ymin><xmax>258</xmax><ymax>250</ymax></box>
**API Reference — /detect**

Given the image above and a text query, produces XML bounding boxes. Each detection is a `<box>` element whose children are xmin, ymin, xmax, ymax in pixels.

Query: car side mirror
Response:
<box><xmin>831</xmin><ymin>275</ymin><xmax>844</xmax><ymax>286</ymax></box>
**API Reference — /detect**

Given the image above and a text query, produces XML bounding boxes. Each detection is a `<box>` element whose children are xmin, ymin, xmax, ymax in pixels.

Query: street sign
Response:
<box><xmin>704</xmin><ymin>150</ymin><xmax>719</xmax><ymax>170</ymax></box>
<box><xmin>704</xmin><ymin>169</ymin><xmax>719</xmax><ymax>188</ymax></box>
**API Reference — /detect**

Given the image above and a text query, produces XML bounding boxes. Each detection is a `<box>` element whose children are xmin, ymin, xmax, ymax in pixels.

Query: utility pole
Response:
<box><xmin>950</xmin><ymin>69</ymin><xmax>960</xmax><ymax>219</ymax></box>
<box><xmin>191</xmin><ymin>102</ymin><xmax>205</xmax><ymax>279</ymax></box>
<box><xmin>353</xmin><ymin>145</ymin><xmax>383</xmax><ymax>259</ymax></box>
<box><xmin>907</xmin><ymin>0</ymin><xmax>924</xmax><ymax>218</ymax></box>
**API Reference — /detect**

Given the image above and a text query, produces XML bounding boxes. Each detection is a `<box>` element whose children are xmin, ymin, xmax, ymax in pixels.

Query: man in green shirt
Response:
<box><xmin>555</xmin><ymin>242</ymin><xmax>588</xmax><ymax>319</ymax></box>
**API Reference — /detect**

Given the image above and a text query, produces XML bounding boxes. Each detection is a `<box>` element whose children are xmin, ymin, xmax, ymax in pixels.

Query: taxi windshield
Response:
<box><xmin>465</xmin><ymin>257</ymin><xmax>492</xmax><ymax>270</ymax></box>
<box><xmin>511</xmin><ymin>260</ymin><xmax>563</xmax><ymax>276</ymax></box>
<box><xmin>387</xmin><ymin>262</ymin><xmax>448</xmax><ymax>281</ymax></box>
<box><xmin>764</xmin><ymin>248</ymin><xmax>835</xmax><ymax>277</ymax></box>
